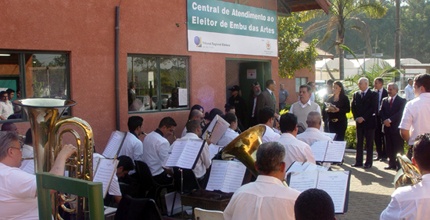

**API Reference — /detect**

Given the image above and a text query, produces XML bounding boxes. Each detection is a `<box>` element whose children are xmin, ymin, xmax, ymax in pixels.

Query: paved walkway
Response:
<box><xmin>332</xmin><ymin>152</ymin><xmax>398</xmax><ymax>220</ymax></box>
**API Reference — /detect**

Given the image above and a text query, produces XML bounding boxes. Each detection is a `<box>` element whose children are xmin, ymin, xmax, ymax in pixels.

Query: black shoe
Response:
<box><xmin>363</xmin><ymin>164</ymin><xmax>372</xmax><ymax>169</ymax></box>
<box><xmin>380</xmin><ymin>158</ymin><xmax>388</xmax><ymax>162</ymax></box>
<box><xmin>373</xmin><ymin>157</ymin><xmax>381</xmax><ymax>161</ymax></box>
<box><xmin>384</xmin><ymin>166</ymin><xmax>396</xmax><ymax>170</ymax></box>
<box><xmin>351</xmin><ymin>163</ymin><xmax>363</xmax><ymax>167</ymax></box>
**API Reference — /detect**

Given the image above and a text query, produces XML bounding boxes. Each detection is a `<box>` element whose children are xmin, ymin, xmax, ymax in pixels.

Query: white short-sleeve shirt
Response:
<box><xmin>399</xmin><ymin>93</ymin><xmax>430</xmax><ymax>145</ymax></box>
<box><xmin>0</xmin><ymin>163</ymin><xmax>38</xmax><ymax>220</ymax></box>
<box><xmin>261</xmin><ymin>125</ymin><xmax>281</xmax><ymax>143</ymax></box>
<box><xmin>277</xmin><ymin>133</ymin><xmax>316</xmax><ymax>169</ymax></box>
<box><xmin>297</xmin><ymin>127</ymin><xmax>332</xmax><ymax>146</ymax></box>
<box><xmin>217</xmin><ymin>128</ymin><xmax>239</xmax><ymax>147</ymax></box>
<box><xmin>141</xmin><ymin>130</ymin><xmax>171</xmax><ymax>176</ymax></box>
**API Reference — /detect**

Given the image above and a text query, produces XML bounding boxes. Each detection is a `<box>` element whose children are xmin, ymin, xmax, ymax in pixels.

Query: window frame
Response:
<box><xmin>0</xmin><ymin>50</ymin><xmax>71</xmax><ymax>123</ymax></box>
<box><xmin>295</xmin><ymin>77</ymin><xmax>308</xmax><ymax>93</ymax></box>
<box><xmin>127</xmin><ymin>54</ymin><xmax>190</xmax><ymax>114</ymax></box>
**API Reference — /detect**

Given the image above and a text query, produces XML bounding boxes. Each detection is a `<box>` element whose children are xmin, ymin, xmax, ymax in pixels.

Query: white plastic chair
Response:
<box><xmin>194</xmin><ymin>207</ymin><xmax>225</xmax><ymax>220</ymax></box>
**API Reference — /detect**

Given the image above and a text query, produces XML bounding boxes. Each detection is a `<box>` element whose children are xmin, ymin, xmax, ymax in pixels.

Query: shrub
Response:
<box><xmin>345</xmin><ymin>125</ymin><xmax>357</xmax><ymax>149</ymax></box>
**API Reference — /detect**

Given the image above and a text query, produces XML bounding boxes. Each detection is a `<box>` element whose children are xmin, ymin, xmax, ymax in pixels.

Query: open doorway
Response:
<box><xmin>225</xmin><ymin>59</ymin><xmax>271</xmax><ymax>128</ymax></box>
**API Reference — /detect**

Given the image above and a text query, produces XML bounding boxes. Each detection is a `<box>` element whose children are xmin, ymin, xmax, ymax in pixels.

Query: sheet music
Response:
<box><xmin>93</xmin><ymin>155</ymin><xmax>102</xmax><ymax>173</ymax></box>
<box><xmin>323</xmin><ymin>132</ymin><xmax>336</xmax><ymax>140</ymax></box>
<box><xmin>311</xmin><ymin>141</ymin><xmax>329</xmax><ymax>162</ymax></box>
<box><xmin>208</xmin><ymin>144</ymin><xmax>222</xmax><ymax>160</ymax></box>
<box><xmin>221</xmin><ymin>161</ymin><xmax>246</xmax><ymax>193</ymax></box>
<box><xmin>165</xmin><ymin>140</ymin><xmax>188</xmax><ymax>167</ymax></box>
<box><xmin>176</xmin><ymin>139</ymin><xmax>204</xmax><ymax>169</ymax></box>
<box><xmin>102</xmin><ymin>131</ymin><xmax>125</xmax><ymax>158</ymax></box>
<box><xmin>206</xmin><ymin>160</ymin><xmax>229</xmax><ymax>191</ymax></box>
<box><xmin>324</xmin><ymin>141</ymin><xmax>347</xmax><ymax>162</ymax></box>
<box><xmin>93</xmin><ymin>158</ymin><xmax>118</xmax><ymax>198</ymax></box>
<box><xmin>209</xmin><ymin>117</ymin><xmax>230</xmax><ymax>144</ymax></box>
<box><xmin>288</xmin><ymin>171</ymin><xmax>318</xmax><ymax>192</ymax></box>
<box><xmin>206</xmin><ymin>160</ymin><xmax>246</xmax><ymax>193</ymax></box>
<box><xmin>20</xmin><ymin>159</ymin><xmax>35</xmax><ymax>174</ymax></box>
<box><xmin>317</xmin><ymin>171</ymin><xmax>350</xmax><ymax>213</ymax></box>
<box><xmin>165</xmin><ymin>139</ymin><xmax>204</xmax><ymax>169</ymax></box>
<box><xmin>203</xmin><ymin>115</ymin><xmax>219</xmax><ymax>137</ymax></box>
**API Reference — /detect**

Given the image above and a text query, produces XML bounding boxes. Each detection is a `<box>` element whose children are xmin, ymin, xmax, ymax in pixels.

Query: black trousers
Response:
<box><xmin>153</xmin><ymin>171</ymin><xmax>173</xmax><ymax>185</ymax></box>
<box><xmin>374</xmin><ymin>117</ymin><xmax>387</xmax><ymax>159</ymax></box>
<box><xmin>384</xmin><ymin>128</ymin><xmax>404</xmax><ymax>168</ymax></box>
<box><xmin>356</xmin><ymin>126</ymin><xmax>375</xmax><ymax>166</ymax></box>
<box><xmin>328</xmin><ymin>119</ymin><xmax>348</xmax><ymax>141</ymax></box>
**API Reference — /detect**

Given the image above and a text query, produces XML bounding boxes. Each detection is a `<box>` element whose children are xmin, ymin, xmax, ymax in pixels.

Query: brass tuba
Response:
<box><xmin>15</xmin><ymin>98</ymin><xmax>94</xmax><ymax>220</ymax></box>
<box><xmin>222</xmin><ymin>125</ymin><xmax>266</xmax><ymax>177</ymax></box>
<box><xmin>394</xmin><ymin>154</ymin><xmax>422</xmax><ymax>188</ymax></box>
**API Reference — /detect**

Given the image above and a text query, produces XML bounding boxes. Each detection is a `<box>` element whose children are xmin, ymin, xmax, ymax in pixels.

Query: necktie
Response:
<box><xmin>361</xmin><ymin>92</ymin><xmax>365</xmax><ymax>99</ymax></box>
<box><xmin>389</xmin><ymin>98</ymin><xmax>393</xmax><ymax>109</ymax></box>
<box><xmin>271</xmin><ymin>92</ymin><xmax>276</xmax><ymax>104</ymax></box>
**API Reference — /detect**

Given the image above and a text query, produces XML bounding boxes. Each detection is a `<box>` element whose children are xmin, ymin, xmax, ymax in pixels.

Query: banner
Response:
<box><xmin>187</xmin><ymin>0</ymin><xmax>278</xmax><ymax>57</ymax></box>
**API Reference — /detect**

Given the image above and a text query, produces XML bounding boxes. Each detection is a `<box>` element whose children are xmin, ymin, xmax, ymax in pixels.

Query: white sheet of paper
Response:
<box><xmin>20</xmin><ymin>159</ymin><xmax>35</xmax><ymax>175</ymax></box>
<box><xmin>323</xmin><ymin>132</ymin><xmax>336</xmax><ymax>140</ymax></box>
<box><xmin>203</xmin><ymin>115</ymin><xmax>220</xmax><ymax>138</ymax></box>
<box><xmin>221</xmin><ymin>161</ymin><xmax>246</xmax><ymax>193</ymax></box>
<box><xmin>102</xmin><ymin>131</ymin><xmax>125</xmax><ymax>158</ymax></box>
<box><xmin>311</xmin><ymin>140</ymin><xmax>329</xmax><ymax>162</ymax></box>
<box><xmin>165</xmin><ymin>140</ymin><xmax>188</xmax><ymax>167</ymax></box>
<box><xmin>209</xmin><ymin>117</ymin><xmax>230</xmax><ymax>144</ymax></box>
<box><xmin>206</xmin><ymin>160</ymin><xmax>229</xmax><ymax>191</ymax></box>
<box><xmin>208</xmin><ymin>144</ymin><xmax>222</xmax><ymax>160</ymax></box>
<box><xmin>93</xmin><ymin>158</ymin><xmax>118</xmax><ymax>198</ymax></box>
<box><xmin>317</xmin><ymin>171</ymin><xmax>350</xmax><ymax>213</ymax></box>
<box><xmin>178</xmin><ymin>88</ymin><xmax>188</xmax><ymax>106</ymax></box>
<box><xmin>286</xmin><ymin>161</ymin><xmax>310</xmax><ymax>175</ymax></box>
<box><xmin>289</xmin><ymin>171</ymin><xmax>318</xmax><ymax>192</ymax></box>
<box><xmin>206</xmin><ymin>160</ymin><xmax>245</xmax><ymax>193</ymax></box>
<box><xmin>324</xmin><ymin>141</ymin><xmax>347</xmax><ymax>162</ymax></box>
<box><xmin>176</xmin><ymin>139</ymin><xmax>204</xmax><ymax>169</ymax></box>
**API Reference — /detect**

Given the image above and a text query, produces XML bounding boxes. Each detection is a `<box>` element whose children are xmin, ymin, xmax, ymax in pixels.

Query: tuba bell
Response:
<box><xmin>394</xmin><ymin>153</ymin><xmax>422</xmax><ymax>188</ymax></box>
<box><xmin>222</xmin><ymin>125</ymin><xmax>266</xmax><ymax>177</ymax></box>
<box><xmin>15</xmin><ymin>98</ymin><xmax>94</xmax><ymax>220</ymax></box>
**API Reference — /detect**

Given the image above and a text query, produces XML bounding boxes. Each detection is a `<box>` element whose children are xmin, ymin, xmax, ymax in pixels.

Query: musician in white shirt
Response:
<box><xmin>174</xmin><ymin>120</ymin><xmax>210</xmax><ymax>181</ymax></box>
<box><xmin>380</xmin><ymin>133</ymin><xmax>430</xmax><ymax>220</ymax></box>
<box><xmin>297</xmin><ymin>111</ymin><xmax>332</xmax><ymax>146</ymax></box>
<box><xmin>258</xmin><ymin>107</ymin><xmax>280</xmax><ymax>143</ymax></box>
<box><xmin>142</xmin><ymin>117</ymin><xmax>177</xmax><ymax>185</ymax></box>
<box><xmin>404</xmin><ymin>78</ymin><xmax>415</xmax><ymax>101</ymax></box>
<box><xmin>181</xmin><ymin>109</ymin><xmax>204</xmax><ymax>137</ymax></box>
<box><xmin>399</xmin><ymin>74</ymin><xmax>430</xmax><ymax>158</ymax></box>
<box><xmin>277</xmin><ymin>113</ymin><xmax>316</xmax><ymax>169</ymax></box>
<box><xmin>217</xmin><ymin>113</ymin><xmax>239</xmax><ymax>147</ymax></box>
<box><xmin>118</xmin><ymin>116</ymin><xmax>144</xmax><ymax>164</ymax></box>
<box><xmin>224</xmin><ymin>142</ymin><xmax>300</xmax><ymax>220</ymax></box>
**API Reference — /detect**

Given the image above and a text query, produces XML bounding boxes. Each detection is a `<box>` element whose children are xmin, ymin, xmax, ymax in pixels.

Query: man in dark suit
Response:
<box><xmin>379</xmin><ymin>83</ymin><xmax>406</xmax><ymax>170</ymax></box>
<box><xmin>374</xmin><ymin>77</ymin><xmax>388</xmax><ymax>161</ymax></box>
<box><xmin>351</xmin><ymin>77</ymin><xmax>378</xmax><ymax>168</ymax></box>
<box><xmin>249</xmin><ymin>81</ymin><xmax>262</xmax><ymax>128</ymax></box>
<box><xmin>255</xmin><ymin>79</ymin><xmax>278</xmax><ymax>119</ymax></box>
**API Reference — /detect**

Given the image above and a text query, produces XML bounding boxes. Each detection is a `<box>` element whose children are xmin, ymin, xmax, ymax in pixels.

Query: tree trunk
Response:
<box><xmin>339</xmin><ymin>49</ymin><xmax>344</xmax><ymax>80</ymax></box>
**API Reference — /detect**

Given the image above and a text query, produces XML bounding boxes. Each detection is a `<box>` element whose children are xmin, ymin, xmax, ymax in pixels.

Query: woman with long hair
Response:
<box><xmin>325</xmin><ymin>81</ymin><xmax>350</xmax><ymax>141</ymax></box>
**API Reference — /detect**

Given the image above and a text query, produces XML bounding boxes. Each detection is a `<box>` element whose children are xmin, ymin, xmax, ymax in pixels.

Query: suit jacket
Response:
<box><xmin>256</xmin><ymin>89</ymin><xmax>278</xmax><ymax>117</ymax></box>
<box><xmin>379</xmin><ymin>95</ymin><xmax>407</xmax><ymax>133</ymax></box>
<box><xmin>351</xmin><ymin>89</ymin><xmax>378</xmax><ymax>129</ymax></box>
<box><xmin>376</xmin><ymin>88</ymin><xmax>388</xmax><ymax>117</ymax></box>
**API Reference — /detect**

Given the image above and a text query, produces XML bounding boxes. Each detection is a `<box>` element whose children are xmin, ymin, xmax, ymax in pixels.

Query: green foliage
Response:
<box><xmin>278</xmin><ymin>13</ymin><xmax>319</xmax><ymax>78</ymax></box>
<box><xmin>279</xmin><ymin>103</ymin><xmax>292</xmax><ymax>115</ymax></box>
<box><xmin>345</xmin><ymin>125</ymin><xmax>357</xmax><ymax>149</ymax></box>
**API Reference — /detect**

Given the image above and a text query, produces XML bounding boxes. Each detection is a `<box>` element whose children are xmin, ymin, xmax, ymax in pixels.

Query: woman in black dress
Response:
<box><xmin>325</xmin><ymin>81</ymin><xmax>350</xmax><ymax>141</ymax></box>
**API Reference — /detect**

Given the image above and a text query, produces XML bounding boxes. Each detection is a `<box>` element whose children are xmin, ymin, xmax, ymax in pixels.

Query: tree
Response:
<box><xmin>303</xmin><ymin>0</ymin><xmax>387</xmax><ymax>79</ymax></box>
<box><xmin>278</xmin><ymin>13</ymin><xmax>319</xmax><ymax>78</ymax></box>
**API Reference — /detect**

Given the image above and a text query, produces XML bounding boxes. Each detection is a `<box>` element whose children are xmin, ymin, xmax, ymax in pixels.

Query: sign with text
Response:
<box><xmin>187</xmin><ymin>0</ymin><xmax>277</xmax><ymax>57</ymax></box>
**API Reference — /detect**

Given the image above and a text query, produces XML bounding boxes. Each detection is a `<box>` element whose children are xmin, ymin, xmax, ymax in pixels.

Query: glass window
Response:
<box><xmin>127</xmin><ymin>55</ymin><xmax>189</xmax><ymax>113</ymax></box>
<box><xmin>295</xmin><ymin>77</ymin><xmax>308</xmax><ymax>93</ymax></box>
<box><xmin>0</xmin><ymin>51</ymin><xmax>69</xmax><ymax>121</ymax></box>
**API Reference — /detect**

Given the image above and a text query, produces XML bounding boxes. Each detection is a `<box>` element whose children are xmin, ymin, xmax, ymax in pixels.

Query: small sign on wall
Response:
<box><xmin>247</xmin><ymin>69</ymin><xmax>257</xmax><ymax>79</ymax></box>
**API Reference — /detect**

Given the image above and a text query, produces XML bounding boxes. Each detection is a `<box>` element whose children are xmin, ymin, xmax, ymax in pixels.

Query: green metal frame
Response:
<box><xmin>36</xmin><ymin>172</ymin><xmax>104</xmax><ymax>220</ymax></box>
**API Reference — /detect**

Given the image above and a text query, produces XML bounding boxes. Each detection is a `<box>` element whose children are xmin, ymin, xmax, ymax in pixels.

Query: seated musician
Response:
<box><xmin>172</xmin><ymin>120</ymin><xmax>211</xmax><ymax>186</ymax></box>
<box><xmin>380</xmin><ymin>133</ymin><xmax>430</xmax><ymax>219</ymax></box>
<box><xmin>258</xmin><ymin>107</ymin><xmax>280</xmax><ymax>143</ymax></box>
<box><xmin>223</xmin><ymin>142</ymin><xmax>300</xmax><ymax>220</ymax></box>
<box><xmin>294</xmin><ymin>188</ymin><xmax>336</xmax><ymax>220</ymax></box>
<box><xmin>297</xmin><ymin>111</ymin><xmax>332</xmax><ymax>146</ymax></box>
<box><xmin>217</xmin><ymin>113</ymin><xmax>239</xmax><ymax>147</ymax></box>
<box><xmin>142</xmin><ymin>117</ymin><xmax>177</xmax><ymax>185</ymax></box>
<box><xmin>0</xmin><ymin>131</ymin><xmax>76</xmax><ymax>220</ymax></box>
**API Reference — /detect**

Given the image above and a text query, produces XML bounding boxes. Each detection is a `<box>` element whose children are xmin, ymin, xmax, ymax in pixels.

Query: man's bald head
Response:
<box><xmin>189</xmin><ymin>109</ymin><xmax>203</xmax><ymax>122</ymax></box>
<box><xmin>1</xmin><ymin>123</ymin><xmax>17</xmax><ymax>133</ymax></box>
<box><xmin>306</xmin><ymin>111</ymin><xmax>321</xmax><ymax>129</ymax></box>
